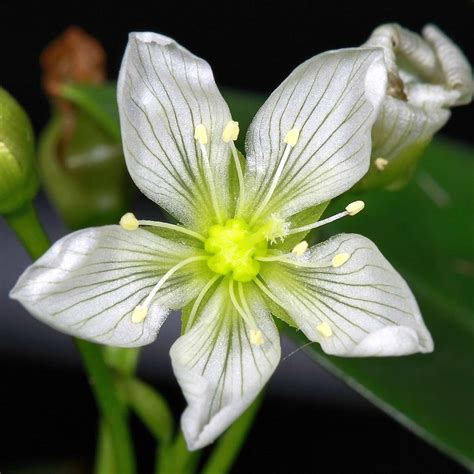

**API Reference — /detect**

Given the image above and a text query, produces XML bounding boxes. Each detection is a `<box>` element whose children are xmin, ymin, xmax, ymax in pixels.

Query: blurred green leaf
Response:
<box><xmin>38</xmin><ymin>111</ymin><xmax>133</xmax><ymax>229</ymax></box>
<box><xmin>120</xmin><ymin>377</ymin><xmax>174</xmax><ymax>444</ymax></box>
<box><xmin>39</xmin><ymin>81</ymin><xmax>134</xmax><ymax>229</ymax></box>
<box><xmin>61</xmin><ymin>82</ymin><xmax>121</xmax><ymax>142</ymax></box>
<box><xmin>222</xmin><ymin>89</ymin><xmax>474</xmax><ymax>469</ymax></box>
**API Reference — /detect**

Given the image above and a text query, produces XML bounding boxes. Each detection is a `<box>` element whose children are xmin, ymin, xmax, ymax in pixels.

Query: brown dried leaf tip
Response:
<box><xmin>41</xmin><ymin>25</ymin><xmax>106</xmax><ymax>98</ymax></box>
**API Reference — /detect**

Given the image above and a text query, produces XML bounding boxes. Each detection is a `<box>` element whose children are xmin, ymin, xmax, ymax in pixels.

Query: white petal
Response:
<box><xmin>240</xmin><ymin>48</ymin><xmax>386</xmax><ymax>221</ymax></box>
<box><xmin>10</xmin><ymin>226</ymin><xmax>210</xmax><ymax>347</ymax></box>
<box><xmin>371</xmin><ymin>95</ymin><xmax>450</xmax><ymax>162</ymax></box>
<box><xmin>117</xmin><ymin>32</ymin><xmax>233</xmax><ymax>231</ymax></box>
<box><xmin>171</xmin><ymin>280</ymin><xmax>280</xmax><ymax>449</ymax></box>
<box><xmin>260</xmin><ymin>234</ymin><xmax>433</xmax><ymax>357</ymax></box>
<box><xmin>423</xmin><ymin>24</ymin><xmax>473</xmax><ymax>106</ymax></box>
<box><xmin>364</xmin><ymin>24</ymin><xmax>440</xmax><ymax>82</ymax></box>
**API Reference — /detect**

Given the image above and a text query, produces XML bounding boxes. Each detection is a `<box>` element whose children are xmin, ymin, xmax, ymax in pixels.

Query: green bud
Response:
<box><xmin>0</xmin><ymin>88</ymin><xmax>39</xmax><ymax>214</ymax></box>
<box><xmin>39</xmin><ymin>105</ymin><xmax>133</xmax><ymax>229</ymax></box>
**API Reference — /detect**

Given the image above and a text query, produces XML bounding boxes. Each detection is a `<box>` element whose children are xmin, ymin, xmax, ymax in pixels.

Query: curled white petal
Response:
<box><xmin>362</xmin><ymin>23</ymin><xmax>472</xmax><ymax>181</ymax></box>
<box><xmin>423</xmin><ymin>24</ymin><xmax>473</xmax><ymax>105</ymax></box>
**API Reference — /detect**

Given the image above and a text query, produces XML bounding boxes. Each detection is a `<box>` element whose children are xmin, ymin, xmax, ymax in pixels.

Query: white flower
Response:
<box><xmin>359</xmin><ymin>23</ymin><xmax>473</xmax><ymax>189</ymax></box>
<box><xmin>10</xmin><ymin>32</ymin><xmax>433</xmax><ymax>450</ymax></box>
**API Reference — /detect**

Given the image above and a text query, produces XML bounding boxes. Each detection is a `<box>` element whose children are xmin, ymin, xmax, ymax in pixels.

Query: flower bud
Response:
<box><xmin>357</xmin><ymin>24</ymin><xmax>473</xmax><ymax>190</ymax></box>
<box><xmin>0</xmin><ymin>88</ymin><xmax>39</xmax><ymax>214</ymax></box>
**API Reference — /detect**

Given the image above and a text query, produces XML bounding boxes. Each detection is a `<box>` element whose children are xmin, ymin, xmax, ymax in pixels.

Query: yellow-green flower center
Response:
<box><xmin>204</xmin><ymin>218</ymin><xmax>272</xmax><ymax>282</ymax></box>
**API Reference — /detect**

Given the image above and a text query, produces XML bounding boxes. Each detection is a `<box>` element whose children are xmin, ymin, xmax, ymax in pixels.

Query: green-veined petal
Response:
<box><xmin>260</xmin><ymin>234</ymin><xmax>433</xmax><ymax>356</ymax></box>
<box><xmin>240</xmin><ymin>48</ymin><xmax>387</xmax><ymax>223</ymax></box>
<box><xmin>10</xmin><ymin>226</ymin><xmax>210</xmax><ymax>347</ymax></box>
<box><xmin>117</xmin><ymin>32</ymin><xmax>233</xmax><ymax>231</ymax></box>
<box><xmin>170</xmin><ymin>279</ymin><xmax>280</xmax><ymax>450</ymax></box>
<box><xmin>360</xmin><ymin>96</ymin><xmax>451</xmax><ymax>190</ymax></box>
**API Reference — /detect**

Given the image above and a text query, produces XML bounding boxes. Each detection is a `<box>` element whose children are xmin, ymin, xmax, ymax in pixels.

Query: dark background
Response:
<box><xmin>1</xmin><ymin>1</ymin><xmax>473</xmax><ymax>143</ymax></box>
<box><xmin>1</xmin><ymin>1</ymin><xmax>472</xmax><ymax>473</ymax></box>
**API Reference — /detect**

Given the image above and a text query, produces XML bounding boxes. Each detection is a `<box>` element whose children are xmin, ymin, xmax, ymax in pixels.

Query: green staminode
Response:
<box><xmin>205</xmin><ymin>218</ymin><xmax>271</xmax><ymax>282</ymax></box>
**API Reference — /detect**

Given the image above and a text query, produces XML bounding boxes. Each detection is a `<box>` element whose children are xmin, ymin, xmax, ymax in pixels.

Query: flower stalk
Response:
<box><xmin>5</xmin><ymin>202</ymin><xmax>136</xmax><ymax>474</ymax></box>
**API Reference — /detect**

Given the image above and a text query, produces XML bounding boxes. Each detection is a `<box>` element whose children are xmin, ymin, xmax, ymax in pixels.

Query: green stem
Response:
<box><xmin>157</xmin><ymin>431</ymin><xmax>201</xmax><ymax>474</ymax></box>
<box><xmin>5</xmin><ymin>202</ymin><xmax>50</xmax><ymax>258</ymax></box>
<box><xmin>97</xmin><ymin>346</ymin><xmax>141</xmax><ymax>474</ymax></box>
<box><xmin>6</xmin><ymin>201</ymin><xmax>136</xmax><ymax>474</ymax></box>
<box><xmin>105</xmin><ymin>346</ymin><xmax>140</xmax><ymax>377</ymax></box>
<box><xmin>95</xmin><ymin>419</ymin><xmax>115</xmax><ymax>474</ymax></box>
<box><xmin>77</xmin><ymin>339</ymin><xmax>136</xmax><ymax>474</ymax></box>
<box><xmin>201</xmin><ymin>394</ymin><xmax>263</xmax><ymax>474</ymax></box>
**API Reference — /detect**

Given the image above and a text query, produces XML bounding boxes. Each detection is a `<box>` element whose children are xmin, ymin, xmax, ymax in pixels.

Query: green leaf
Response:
<box><xmin>222</xmin><ymin>89</ymin><xmax>474</xmax><ymax>469</ymax></box>
<box><xmin>120</xmin><ymin>377</ymin><xmax>174</xmax><ymax>444</ymax></box>
<box><xmin>60</xmin><ymin>82</ymin><xmax>121</xmax><ymax>142</ymax></box>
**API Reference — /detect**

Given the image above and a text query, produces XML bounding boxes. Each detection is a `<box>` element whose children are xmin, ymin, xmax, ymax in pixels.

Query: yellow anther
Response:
<box><xmin>292</xmin><ymin>240</ymin><xmax>308</xmax><ymax>256</ymax></box>
<box><xmin>222</xmin><ymin>120</ymin><xmax>240</xmax><ymax>143</ymax></box>
<box><xmin>375</xmin><ymin>157</ymin><xmax>389</xmax><ymax>171</ymax></box>
<box><xmin>284</xmin><ymin>127</ymin><xmax>300</xmax><ymax>147</ymax></box>
<box><xmin>316</xmin><ymin>322</ymin><xmax>333</xmax><ymax>338</ymax></box>
<box><xmin>345</xmin><ymin>200</ymin><xmax>365</xmax><ymax>216</ymax></box>
<box><xmin>331</xmin><ymin>252</ymin><xmax>351</xmax><ymax>268</ymax></box>
<box><xmin>194</xmin><ymin>124</ymin><xmax>208</xmax><ymax>145</ymax></box>
<box><xmin>250</xmin><ymin>329</ymin><xmax>265</xmax><ymax>346</ymax></box>
<box><xmin>132</xmin><ymin>305</ymin><xmax>148</xmax><ymax>323</ymax></box>
<box><xmin>120</xmin><ymin>212</ymin><xmax>139</xmax><ymax>230</ymax></box>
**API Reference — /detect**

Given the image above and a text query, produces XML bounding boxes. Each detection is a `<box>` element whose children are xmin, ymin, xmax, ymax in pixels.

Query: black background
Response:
<box><xmin>1</xmin><ymin>1</ymin><xmax>472</xmax><ymax>473</ymax></box>
<box><xmin>1</xmin><ymin>1</ymin><xmax>473</xmax><ymax>143</ymax></box>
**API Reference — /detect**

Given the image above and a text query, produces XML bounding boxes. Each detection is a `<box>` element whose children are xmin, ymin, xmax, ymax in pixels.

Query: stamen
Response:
<box><xmin>119</xmin><ymin>212</ymin><xmax>206</xmax><ymax>242</ymax></box>
<box><xmin>253</xmin><ymin>277</ymin><xmax>286</xmax><ymax>308</ymax></box>
<box><xmin>222</xmin><ymin>120</ymin><xmax>239</xmax><ymax>143</ymax></box>
<box><xmin>228</xmin><ymin>279</ymin><xmax>258</xmax><ymax>331</ymax></box>
<box><xmin>250</xmin><ymin>329</ymin><xmax>265</xmax><ymax>346</ymax></box>
<box><xmin>222</xmin><ymin>120</ymin><xmax>245</xmax><ymax>214</ymax></box>
<box><xmin>194</xmin><ymin>123</ymin><xmax>223</xmax><ymax>223</ymax></box>
<box><xmin>132</xmin><ymin>305</ymin><xmax>148</xmax><ymax>323</ymax></box>
<box><xmin>374</xmin><ymin>157</ymin><xmax>389</xmax><ymax>171</ymax></box>
<box><xmin>138</xmin><ymin>220</ymin><xmax>206</xmax><ymax>242</ymax></box>
<box><xmin>316</xmin><ymin>322</ymin><xmax>333</xmax><ymax>338</ymax></box>
<box><xmin>194</xmin><ymin>124</ymin><xmax>208</xmax><ymax>145</ymax></box>
<box><xmin>231</xmin><ymin>140</ymin><xmax>245</xmax><ymax>214</ymax></box>
<box><xmin>238</xmin><ymin>282</ymin><xmax>265</xmax><ymax>346</ymax></box>
<box><xmin>288</xmin><ymin>200</ymin><xmax>365</xmax><ymax>235</ymax></box>
<box><xmin>132</xmin><ymin>255</ymin><xmax>207</xmax><ymax>323</ymax></box>
<box><xmin>292</xmin><ymin>240</ymin><xmax>308</xmax><ymax>256</ymax></box>
<box><xmin>184</xmin><ymin>275</ymin><xmax>221</xmax><ymax>332</ymax></box>
<box><xmin>331</xmin><ymin>252</ymin><xmax>350</xmax><ymax>268</ymax></box>
<box><xmin>250</xmin><ymin>127</ymin><xmax>300</xmax><ymax>225</ymax></box>
<box><xmin>256</xmin><ymin>253</ymin><xmax>323</xmax><ymax>268</ymax></box>
<box><xmin>120</xmin><ymin>212</ymin><xmax>139</xmax><ymax>230</ymax></box>
<box><xmin>345</xmin><ymin>200</ymin><xmax>365</xmax><ymax>216</ymax></box>
<box><xmin>284</xmin><ymin>127</ymin><xmax>300</xmax><ymax>147</ymax></box>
